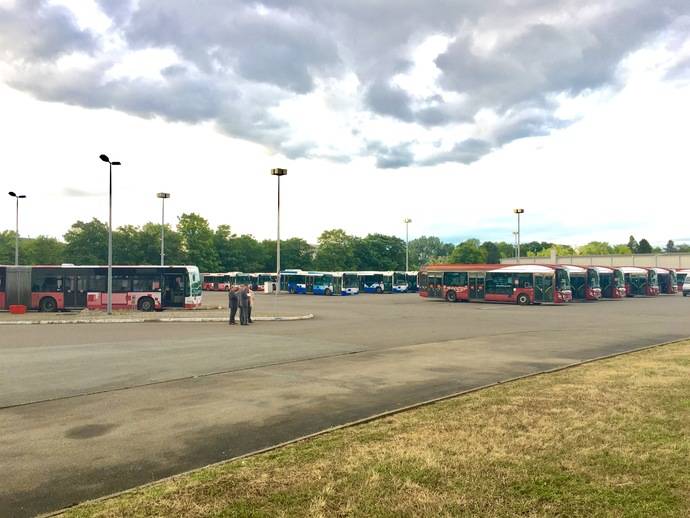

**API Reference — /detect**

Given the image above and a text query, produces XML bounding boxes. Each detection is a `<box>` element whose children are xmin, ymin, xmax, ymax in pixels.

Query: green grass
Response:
<box><xmin>64</xmin><ymin>341</ymin><xmax>690</xmax><ymax>517</ymax></box>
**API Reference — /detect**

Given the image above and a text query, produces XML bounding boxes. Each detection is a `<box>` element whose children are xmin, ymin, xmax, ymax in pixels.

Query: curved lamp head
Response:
<box><xmin>8</xmin><ymin>191</ymin><xmax>16</xmax><ymax>197</ymax></box>
<box><xmin>100</xmin><ymin>154</ymin><xmax>110</xmax><ymax>163</ymax></box>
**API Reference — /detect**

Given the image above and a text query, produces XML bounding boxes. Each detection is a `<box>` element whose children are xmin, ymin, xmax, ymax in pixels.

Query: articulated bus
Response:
<box><xmin>558</xmin><ymin>265</ymin><xmax>601</xmax><ymax>300</ymax></box>
<box><xmin>652</xmin><ymin>267</ymin><xmax>677</xmax><ymax>294</ymax></box>
<box><xmin>619</xmin><ymin>267</ymin><xmax>659</xmax><ymax>297</ymax></box>
<box><xmin>594</xmin><ymin>266</ymin><xmax>627</xmax><ymax>298</ymax></box>
<box><xmin>313</xmin><ymin>272</ymin><xmax>360</xmax><ymax>295</ymax></box>
<box><xmin>358</xmin><ymin>271</ymin><xmax>415</xmax><ymax>293</ymax></box>
<box><xmin>419</xmin><ymin>264</ymin><xmax>572</xmax><ymax>305</ymax></box>
<box><xmin>0</xmin><ymin>265</ymin><xmax>202</xmax><ymax>312</ymax></box>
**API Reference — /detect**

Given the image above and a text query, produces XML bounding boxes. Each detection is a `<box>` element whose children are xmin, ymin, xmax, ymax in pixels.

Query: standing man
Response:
<box><xmin>247</xmin><ymin>285</ymin><xmax>254</xmax><ymax>324</ymax></box>
<box><xmin>228</xmin><ymin>286</ymin><xmax>239</xmax><ymax>325</ymax></box>
<box><xmin>239</xmin><ymin>284</ymin><xmax>249</xmax><ymax>325</ymax></box>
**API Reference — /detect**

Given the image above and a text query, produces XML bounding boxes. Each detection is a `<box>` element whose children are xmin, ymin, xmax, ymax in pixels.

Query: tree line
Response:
<box><xmin>0</xmin><ymin>214</ymin><xmax>686</xmax><ymax>273</ymax></box>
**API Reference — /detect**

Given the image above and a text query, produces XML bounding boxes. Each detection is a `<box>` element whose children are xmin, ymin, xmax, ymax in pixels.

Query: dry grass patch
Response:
<box><xmin>64</xmin><ymin>341</ymin><xmax>690</xmax><ymax>517</ymax></box>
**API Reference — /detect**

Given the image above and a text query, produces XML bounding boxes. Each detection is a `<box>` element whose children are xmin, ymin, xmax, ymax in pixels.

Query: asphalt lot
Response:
<box><xmin>2</xmin><ymin>292</ymin><xmax>690</xmax><ymax>516</ymax></box>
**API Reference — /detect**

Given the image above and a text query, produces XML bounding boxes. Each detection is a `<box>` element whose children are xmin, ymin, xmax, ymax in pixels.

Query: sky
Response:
<box><xmin>1</xmin><ymin>0</ymin><xmax>689</xmax><ymax>247</ymax></box>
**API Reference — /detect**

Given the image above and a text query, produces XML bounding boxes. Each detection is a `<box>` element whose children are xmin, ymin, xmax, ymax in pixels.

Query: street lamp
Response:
<box><xmin>403</xmin><ymin>218</ymin><xmax>412</xmax><ymax>271</ymax></box>
<box><xmin>513</xmin><ymin>208</ymin><xmax>524</xmax><ymax>263</ymax></box>
<box><xmin>8</xmin><ymin>191</ymin><xmax>27</xmax><ymax>266</ymax></box>
<box><xmin>100</xmin><ymin>154</ymin><xmax>121</xmax><ymax>315</ymax></box>
<box><xmin>157</xmin><ymin>193</ymin><xmax>171</xmax><ymax>266</ymax></box>
<box><xmin>512</xmin><ymin>231</ymin><xmax>519</xmax><ymax>261</ymax></box>
<box><xmin>271</xmin><ymin>168</ymin><xmax>287</xmax><ymax>295</ymax></box>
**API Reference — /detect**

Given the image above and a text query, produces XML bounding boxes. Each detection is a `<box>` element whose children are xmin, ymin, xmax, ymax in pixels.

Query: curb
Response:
<box><xmin>40</xmin><ymin>337</ymin><xmax>690</xmax><ymax>517</ymax></box>
<box><xmin>0</xmin><ymin>314</ymin><xmax>314</xmax><ymax>325</ymax></box>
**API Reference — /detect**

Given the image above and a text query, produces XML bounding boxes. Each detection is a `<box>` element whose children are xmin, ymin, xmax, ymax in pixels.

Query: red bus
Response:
<box><xmin>558</xmin><ymin>265</ymin><xmax>601</xmax><ymax>300</ymax></box>
<box><xmin>593</xmin><ymin>266</ymin><xmax>627</xmax><ymax>298</ymax></box>
<box><xmin>419</xmin><ymin>264</ymin><xmax>572</xmax><ymax>305</ymax></box>
<box><xmin>619</xmin><ymin>267</ymin><xmax>659</xmax><ymax>297</ymax></box>
<box><xmin>0</xmin><ymin>265</ymin><xmax>202</xmax><ymax>312</ymax></box>
<box><xmin>202</xmin><ymin>272</ymin><xmax>252</xmax><ymax>291</ymax></box>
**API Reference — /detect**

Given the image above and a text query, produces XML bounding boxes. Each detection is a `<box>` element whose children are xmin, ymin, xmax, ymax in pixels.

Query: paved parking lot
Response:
<box><xmin>2</xmin><ymin>293</ymin><xmax>690</xmax><ymax>516</ymax></box>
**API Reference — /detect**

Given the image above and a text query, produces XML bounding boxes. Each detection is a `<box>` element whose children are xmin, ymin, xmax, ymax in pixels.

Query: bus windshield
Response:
<box><xmin>614</xmin><ymin>270</ymin><xmax>625</xmax><ymax>287</ymax></box>
<box><xmin>587</xmin><ymin>269</ymin><xmax>600</xmax><ymax>288</ymax></box>
<box><xmin>556</xmin><ymin>269</ymin><xmax>571</xmax><ymax>291</ymax></box>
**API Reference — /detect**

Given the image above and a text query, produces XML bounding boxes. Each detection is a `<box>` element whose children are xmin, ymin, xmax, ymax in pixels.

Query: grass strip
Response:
<box><xmin>63</xmin><ymin>341</ymin><xmax>690</xmax><ymax>517</ymax></box>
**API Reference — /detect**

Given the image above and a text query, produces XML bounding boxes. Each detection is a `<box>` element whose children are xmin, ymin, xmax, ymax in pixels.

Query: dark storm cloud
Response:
<box><xmin>0</xmin><ymin>0</ymin><xmax>97</xmax><ymax>61</ymax></box>
<box><xmin>1</xmin><ymin>0</ymin><xmax>688</xmax><ymax>167</ymax></box>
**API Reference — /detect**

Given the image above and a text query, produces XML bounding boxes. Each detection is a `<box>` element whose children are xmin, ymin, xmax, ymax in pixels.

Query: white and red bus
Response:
<box><xmin>619</xmin><ymin>266</ymin><xmax>659</xmax><ymax>297</ymax></box>
<box><xmin>677</xmin><ymin>269</ymin><xmax>690</xmax><ymax>291</ymax></box>
<box><xmin>251</xmin><ymin>273</ymin><xmax>277</xmax><ymax>291</ymax></box>
<box><xmin>557</xmin><ymin>265</ymin><xmax>601</xmax><ymax>301</ymax></box>
<box><xmin>593</xmin><ymin>266</ymin><xmax>627</xmax><ymax>299</ymax></box>
<box><xmin>419</xmin><ymin>264</ymin><xmax>572</xmax><ymax>305</ymax></box>
<box><xmin>0</xmin><ymin>265</ymin><xmax>202</xmax><ymax>312</ymax></box>
<box><xmin>651</xmin><ymin>267</ymin><xmax>677</xmax><ymax>294</ymax></box>
<box><xmin>202</xmin><ymin>272</ymin><xmax>252</xmax><ymax>291</ymax></box>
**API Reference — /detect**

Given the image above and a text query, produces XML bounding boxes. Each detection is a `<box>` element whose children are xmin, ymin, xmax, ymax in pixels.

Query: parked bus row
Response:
<box><xmin>0</xmin><ymin>265</ymin><xmax>202</xmax><ymax>312</ymax></box>
<box><xmin>419</xmin><ymin>264</ymin><xmax>679</xmax><ymax>305</ymax></box>
<box><xmin>202</xmin><ymin>270</ymin><xmax>420</xmax><ymax>295</ymax></box>
<box><xmin>280</xmin><ymin>270</ymin><xmax>419</xmax><ymax>295</ymax></box>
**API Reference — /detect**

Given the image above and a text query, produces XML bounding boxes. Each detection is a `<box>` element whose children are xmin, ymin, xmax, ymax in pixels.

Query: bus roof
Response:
<box><xmin>617</xmin><ymin>266</ymin><xmax>649</xmax><ymax>274</ymax></box>
<box><xmin>488</xmin><ymin>264</ymin><xmax>561</xmax><ymax>274</ymax></box>
<box><xmin>421</xmin><ymin>263</ymin><xmax>502</xmax><ymax>272</ymax></box>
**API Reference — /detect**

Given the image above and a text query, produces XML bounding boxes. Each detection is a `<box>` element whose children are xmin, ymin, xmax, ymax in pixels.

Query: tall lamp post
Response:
<box><xmin>512</xmin><ymin>231</ymin><xmax>519</xmax><ymax>261</ymax></box>
<box><xmin>8</xmin><ymin>191</ymin><xmax>27</xmax><ymax>266</ymax></box>
<box><xmin>157</xmin><ymin>193</ymin><xmax>170</xmax><ymax>266</ymax></box>
<box><xmin>513</xmin><ymin>208</ymin><xmax>524</xmax><ymax>263</ymax></box>
<box><xmin>271</xmin><ymin>168</ymin><xmax>287</xmax><ymax>295</ymax></box>
<box><xmin>100</xmin><ymin>154</ymin><xmax>121</xmax><ymax>315</ymax></box>
<box><xmin>403</xmin><ymin>218</ymin><xmax>412</xmax><ymax>271</ymax></box>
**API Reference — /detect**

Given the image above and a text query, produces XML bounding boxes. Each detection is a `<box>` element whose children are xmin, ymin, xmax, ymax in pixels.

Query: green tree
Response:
<box><xmin>408</xmin><ymin>236</ymin><xmax>454</xmax><ymax>268</ymax></box>
<box><xmin>449</xmin><ymin>239</ymin><xmax>486</xmax><ymax>264</ymax></box>
<box><xmin>223</xmin><ymin>234</ymin><xmax>265</xmax><ymax>272</ymax></box>
<box><xmin>177</xmin><ymin>213</ymin><xmax>220</xmax><ymax>272</ymax></box>
<box><xmin>262</xmin><ymin>238</ymin><xmax>314</xmax><ymax>271</ymax></box>
<box><xmin>0</xmin><ymin>230</ymin><xmax>18</xmax><ymax>264</ymax></box>
<box><xmin>480</xmin><ymin>241</ymin><xmax>501</xmax><ymax>263</ymax></box>
<box><xmin>113</xmin><ymin>225</ymin><xmax>144</xmax><ymax>264</ymax></box>
<box><xmin>495</xmin><ymin>241</ymin><xmax>515</xmax><ymax>259</ymax></box>
<box><xmin>627</xmin><ymin>235</ymin><xmax>639</xmax><ymax>254</ymax></box>
<box><xmin>665</xmin><ymin>240</ymin><xmax>676</xmax><ymax>253</ymax></box>
<box><xmin>23</xmin><ymin>236</ymin><xmax>65</xmax><ymax>264</ymax></box>
<box><xmin>355</xmin><ymin>234</ymin><xmax>406</xmax><ymax>270</ymax></box>
<box><xmin>637</xmin><ymin>238</ymin><xmax>653</xmax><ymax>254</ymax></box>
<box><xmin>677</xmin><ymin>244</ymin><xmax>690</xmax><ymax>253</ymax></box>
<box><xmin>213</xmin><ymin>224</ymin><xmax>238</xmax><ymax>271</ymax></box>
<box><xmin>63</xmin><ymin>219</ymin><xmax>108</xmax><ymax>264</ymax></box>
<box><xmin>612</xmin><ymin>244</ymin><xmax>632</xmax><ymax>254</ymax></box>
<box><xmin>139</xmin><ymin>223</ymin><xmax>184</xmax><ymax>265</ymax></box>
<box><xmin>313</xmin><ymin>229</ymin><xmax>358</xmax><ymax>271</ymax></box>
<box><xmin>578</xmin><ymin>241</ymin><xmax>612</xmax><ymax>255</ymax></box>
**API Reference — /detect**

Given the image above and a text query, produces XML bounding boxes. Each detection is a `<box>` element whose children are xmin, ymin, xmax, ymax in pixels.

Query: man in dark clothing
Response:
<box><xmin>228</xmin><ymin>286</ymin><xmax>239</xmax><ymax>325</ymax></box>
<box><xmin>239</xmin><ymin>285</ymin><xmax>250</xmax><ymax>325</ymax></box>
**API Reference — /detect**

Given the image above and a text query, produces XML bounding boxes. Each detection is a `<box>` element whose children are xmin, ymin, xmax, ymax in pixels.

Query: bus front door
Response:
<box><xmin>469</xmin><ymin>273</ymin><xmax>485</xmax><ymax>300</ymax></box>
<box><xmin>534</xmin><ymin>274</ymin><xmax>554</xmax><ymax>303</ymax></box>
<box><xmin>63</xmin><ymin>272</ymin><xmax>87</xmax><ymax>309</ymax></box>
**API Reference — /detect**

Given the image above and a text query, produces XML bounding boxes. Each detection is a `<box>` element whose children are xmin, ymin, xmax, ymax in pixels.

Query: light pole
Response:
<box><xmin>513</xmin><ymin>208</ymin><xmax>524</xmax><ymax>263</ymax></box>
<box><xmin>271</xmin><ymin>168</ymin><xmax>287</xmax><ymax>295</ymax></box>
<box><xmin>157</xmin><ymin>193</ymin><xmax>170</xmax><ymax>266</ymax></box>
<box><xmin>403</xmin><ymin>218</ymin><xmax>412</xmax><ymax>271</ymax></box>
<box><xmin>8</xmin><ymin>191</ymin><xmax>27</xmax><ymax>266</ymax></box>
<box><xmin>100</xmin><ymin>154</ymin><xmax>121</xmax><ymax>315</ymax></box>
<box><xmin>512</xmin><ymin>231</ymin><xmax>519</xmax><ymax>261</ymax></box>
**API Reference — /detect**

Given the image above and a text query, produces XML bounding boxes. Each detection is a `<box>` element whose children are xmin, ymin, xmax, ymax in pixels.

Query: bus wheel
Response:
<box><xmin>324</xmin><ymin>288</ymin><xmax>332</xmax><ymax>296</ymax></box>
<box><xmin>138</xmin><ymin>297</ymin><xmax>155</xmax><ymax>312</ymax></box>
<box><xmin>39</xmin><ymin>297</ymin><xmax>57</xmax><ymax>312</ymax></box>
<box><xmin>517</xmin><ymin>293</ymin><xmax>530</xmax><ymax>306</ymax></box>
<box><xmin>446</xmin><ymin>290</ymin><xmax>457</xmax><ymax>303</ymax></box>
<box><xmin>376</xmin><ymin>287</ymin><xmax>383</xmax><ymax>294</ymax></box>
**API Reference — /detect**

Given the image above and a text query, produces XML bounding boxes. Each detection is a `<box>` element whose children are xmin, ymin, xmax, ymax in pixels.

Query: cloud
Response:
<box><xmin>1</xmin><ymin>0</ymin><xmax>689</xmax><ymax>168</ymax></box>
<box><xmin>0</xmin><ymin>0</ymin><xmax>97</xmax><ymax>61</ymax></box>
